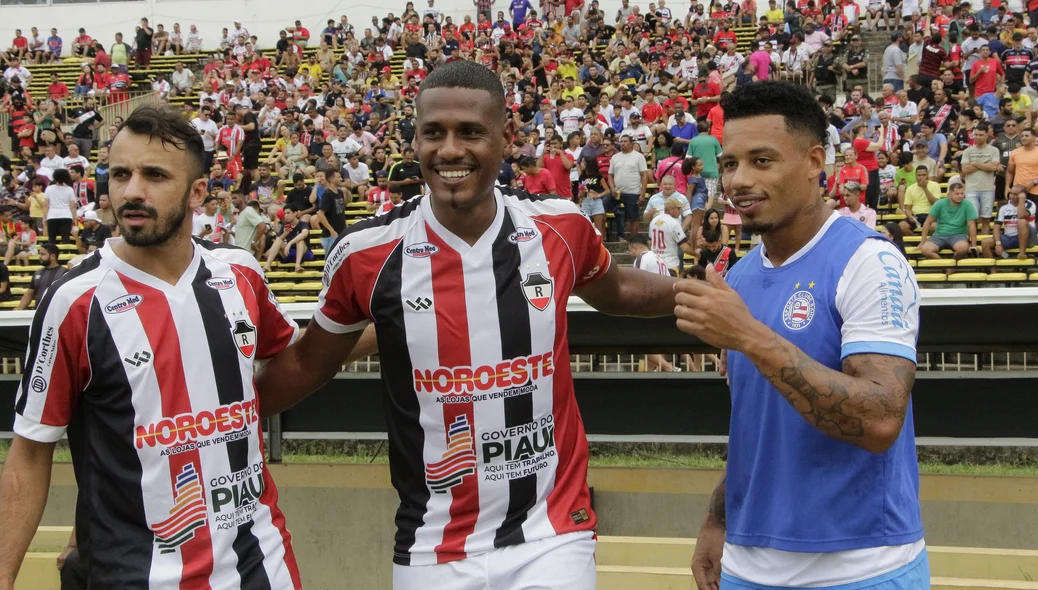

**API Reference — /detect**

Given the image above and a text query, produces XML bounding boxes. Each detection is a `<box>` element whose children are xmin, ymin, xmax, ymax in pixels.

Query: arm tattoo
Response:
<box><xmin>708</xmin><ymin>475</ymin><xmax>726</xmax><ymax>528</ymax></box>
<box><xmin>751</xmin><ymin>332</ymin><xmax>916</xmax><ymax>451</ymax></box>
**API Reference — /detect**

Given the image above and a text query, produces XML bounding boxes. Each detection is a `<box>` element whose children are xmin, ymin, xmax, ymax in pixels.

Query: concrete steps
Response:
<box><xmin>595</xmin><ymin>536</ymin><xmax>1038</xmax><ymax>590</ymax></box>
<box><xmin>15</xmin><ymin>526</ymin><xmax>70</xmax><ymax>590</ymax></box>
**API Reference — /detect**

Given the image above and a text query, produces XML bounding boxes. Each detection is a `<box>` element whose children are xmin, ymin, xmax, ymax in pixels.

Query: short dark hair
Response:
<box><xmin>51</xmin><ymin>168</ymin><xmax>72</xmax><ymax>186</ymax></box>
<box><xmin>417</xmin><ymin>60</ymin><xmax>505</xmax><ymax>120</ymax></box>
<box><xmin>42</xmin><ymin>243</ymin><xmax>60</xmax><ymax>257</ymax></box>
<box><xmin>703</xmin><ymin>228</ymin><xmax>722</xmax><ymax>243</ymax></box>
<box><xmin>722</xmin><ymin>81</ymin><xmax>827</xmax><ymax>145</ymax></box>
<box><xmin>628</xmin><ymin>234</ymin><xmax>649</xmax><ymax>246</ymax></box>
<box><xmin>948</xmin><ymin>182</ymin><xmax>964</xmax><ymax>192</ymax></box>
<box><xmin>518</xmin><ymin>155</ymin><xmax>537</xmax><ymax>168</ymax></box>
<box><xmin>116</xmin><ymin>105</ymin><xmax>205</xmax><ymax>181</ymax></box>
<box><xmin>920</xmin><ymin>118</ymin><xmax>936</xmax><ymax>130</ymax></box>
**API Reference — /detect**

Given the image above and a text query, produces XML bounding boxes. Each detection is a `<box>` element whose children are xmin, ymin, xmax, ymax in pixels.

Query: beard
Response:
<box><xmin>742</xmin><ymin>220</ymin><xmax>774</xmax><ymax>234</ymax></box>
<box><xmin>117</xmin><ymin>191</ymin><xmax>190</xmax><ymax>247</ymax></box>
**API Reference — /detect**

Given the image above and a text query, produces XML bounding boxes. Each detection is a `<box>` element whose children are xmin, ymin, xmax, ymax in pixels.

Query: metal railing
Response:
<box><xmin>95</xmin><ymin>91</ymin><xmax>161</xmax><ymax>141</ymax></box>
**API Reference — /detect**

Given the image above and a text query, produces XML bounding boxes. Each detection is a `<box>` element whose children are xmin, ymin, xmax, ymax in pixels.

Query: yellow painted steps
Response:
<box><xmin>29</xmin><ymin>526</ymin><xmax>72</xmax><ymax>552</ymax></box>
<box><xmin>15</xmin><ymin>527</ymin><xmax>71</xmax><ymax>590</ymax></box>
<box><xmin>595</xmin><ymin>537</ymin><xmax>1038</xmax><ymax>590</ymax></box>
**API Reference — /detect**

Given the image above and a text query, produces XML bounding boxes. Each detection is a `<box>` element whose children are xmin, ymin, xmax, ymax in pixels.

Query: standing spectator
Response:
<box><xmin>315</xmin><ymin>170</ymin><xmax>347</xmax><ymax>253</ymax></box>
<box><xmin>687</xmin><ymin>120</ymin><xmax>722</xmax><ymax>198</ymax></box>
<box><xmin>707</xmin><ymin>98</ymin><xmax>726</xmax><ymax>145</ymax></box>
<box><xmin>1009</xmin><ymin>128</ymin><xmax>1038</xmax><ymax>206</ymax></box>
<box><xmin>983</xmin><ymin>184</ymin><xmax>1036</xmax><ymax>259</ymax></box>
<box><xmin>655</xmin><ymin>144</ymin><xmax>689</xmax><ymax>196</ymax></box>
<box><xmin>191</xmin><ymin>106</ymin><xmax>219</xmax><ymax>173</ymax></box>
<box><xmin>135</xmin><ymin>18</ymin><xmax>154</xmax><ymax>68</ymax></box>
<box><xmin>608</xmin><ymin>135</ymin><xmax>649</xmax><ymax>238</ymax></box>
<box><xmin>920</xmin><ymin>182</ymin><xmax>977</xmax><ymax>260</ymax></box>
<box><xmin>850</xmin><ymin>121</ymin><xmax>885</xmax><ymax>209</ymax></box>
<box><xmin>519</xmin><ymin>155</ymin><xmax>557</xmax><ymax>194</ymax></box>
<box><xmin>882</xmin><ymin>33</ymin><xmax>906</xmax><ymax>90</ymax></box>
<box><xmin>649</xmin><ymin>196</ymin><xmax>695</xmax><ymax>274</ymax></box>
<box><xmin>841</xmin><ymin>35</ymin><xmax>870</xmax><ymax>89</ymax></box>
<box><xmin>109</xmin><ymin>33</ymin><xmax>132</xmax><ymax>69</ymax></box>
<box><xmin>387</xmin><ymin>146</ymin><xmax>424</xmax><ymax>201</ymax></box>
<box><xmin>539</xmin><ymin>136</ymin><xmax>575</xmax><ymax>198</ymax></box>
<box><xmin>43</xmin><ymin>169</ymin><xmax>76</xmax><ymax>244</ymax></box>
<box><xmin>960</xmin><ymin>122</ymin><xmax>1001</xmax><ymax>233</ymax></box>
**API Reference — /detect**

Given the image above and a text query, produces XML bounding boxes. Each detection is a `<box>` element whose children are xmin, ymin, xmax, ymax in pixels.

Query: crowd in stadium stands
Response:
<box><xmin>2</xmin><ymin>0</ymin><xmax>1038</xmax><ymax>309</ymax></box>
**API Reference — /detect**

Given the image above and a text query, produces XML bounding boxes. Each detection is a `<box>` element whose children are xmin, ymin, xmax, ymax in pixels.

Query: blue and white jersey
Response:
<box><xmin>722</xmin><ymin>212</ymin><xmax>925</xmax><ymax>587</ymax></box>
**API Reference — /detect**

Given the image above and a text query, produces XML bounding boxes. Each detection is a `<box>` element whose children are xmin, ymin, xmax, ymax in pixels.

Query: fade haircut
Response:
<box><xmin>721</xmin><ymin>81</ymin><xmax>828</xmax><ymax>146</ymax></box>
<box><xmin>417</xmin><ymin>60</ymin><xmax>506</xmax><ymax>121</ymax></box>
<box><xmin>116</xmin><ymin>105</ymin><xmax>206</xmax><ymax>181</ymax></box>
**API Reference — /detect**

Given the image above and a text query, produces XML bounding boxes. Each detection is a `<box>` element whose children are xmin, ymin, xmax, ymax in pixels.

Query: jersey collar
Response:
<box><xmin>760</xmin><ymin>211</ymin><xmax>840</xmax><ymax>269</ymax></box>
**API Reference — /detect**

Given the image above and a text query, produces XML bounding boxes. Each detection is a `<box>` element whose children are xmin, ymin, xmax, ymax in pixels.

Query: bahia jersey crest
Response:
<box><xmin>13</xmin><ymin>239</ymin><xmax>302</xmax><ymax>589</ymax></box>
<box><xmin>315</xmin><ymin>187</ymin><xmax>612</xmax><ymax>566</ymax></box>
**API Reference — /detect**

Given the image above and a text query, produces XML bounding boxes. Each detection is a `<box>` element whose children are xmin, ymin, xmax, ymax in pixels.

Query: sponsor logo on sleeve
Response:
<box><xmin>877</xmin><ymin>250</ymin><xmax>917</xmax><ymax>330</ymax></box>
<box><xmin>104</xmin><ymin>294</ymin><xmax>143</xmax><ymax>315</ymax></box>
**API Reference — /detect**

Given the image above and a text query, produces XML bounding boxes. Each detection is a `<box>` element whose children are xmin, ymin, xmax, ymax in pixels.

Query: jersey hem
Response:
<box><xmin>725</xmin><ymin>530</ymin><xmax>925</xmax><ymax>553</ymax></box>
<box><xmin>719</xmin><ymin>548</ymin><xmax>928</xmax><ymax>590</ymax></box>
<box><xmin>840</xmin><ymin>341</ymin><xmax>917</xmax><ymax>363</ymax></box>
<box><xmin>13</xmin><ymin>415</ymin><xmax>67</xmax><ymax>443</ymax></box>
<box><xmin>312</xmin><ymin>309</ymin><xmax>369</xmax><ymax>334</ymax></box>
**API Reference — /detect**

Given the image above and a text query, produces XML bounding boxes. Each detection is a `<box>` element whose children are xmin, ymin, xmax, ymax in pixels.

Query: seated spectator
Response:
<box><xmin>367</xmin><ymin>171</ymin><xmax>391</xmax><ymax>212</ymax></box>
<box><xmin>899</xmin><ymin>165</ymin><xmax>942</xmax><ymax>235</ymax></box>
<box><xmin>192</xmin><ymin>195</ymin><xmax>228</xmax><ymax>243</ymax></box>
<box><xmin>71</xmin><ymin>28</ymin><xmax>92</xmax><ymax>57</ymax></box>
<box><xmin>263</xmin><ymin>204</ymin><xmax>313</xmax><ymax>272</ymax></box>
<box><xmin>837</xmin><ymin>182</ymin><xmax>878</xmax><ymax>229</ymax></box>
<box><xmin>920</xmin><ymin>182</ymin><xmax>978</xmax><ymax>261</ymax></box>
<box><xmin>982</xmin><ymin>184</ymin><xmax>1036</xmax><ymax>259</ymax></box>
<box><xmin>76</xmin><ymin>210</ymin><xmax>111</xmax><ymax>254</ymax></box>
<box><xmin>696</xmin><ymin>227</ymin><xmax>739</xmax><ymax>276</ymax></box>
<box><xmin>170</xmin><ymin>63</ymin><xmax>196</xmax><ymax>97</ymax></box>
<box><xmin>17</xmin><ymin>243</ymin><xmax>66</xmax><ymax>310</ymax></box>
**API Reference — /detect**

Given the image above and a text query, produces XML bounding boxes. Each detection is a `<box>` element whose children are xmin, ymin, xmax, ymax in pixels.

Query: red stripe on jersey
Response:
<box><xmin>40</xmin><ymin>288</ymin><xmax>95</xmax><ymax>427</ymax></box>
<box><xmin>256</xmin><ymin>430</ymin><xmax>303</xmax><ymax>589</ymax></box>
<box><xmin>427</xmin><ymin>228</ymin><xmax>479</xmax><ymax>563</ymax></box>
<box><xmin>535</xmin><ymin>224</ymin><xmax>597</xmax><ymax>536</ymax></box>
<box><xmin>121</xmin><ymin>275</ymin><xmax>215</xmax><ymax>590</ymax></box>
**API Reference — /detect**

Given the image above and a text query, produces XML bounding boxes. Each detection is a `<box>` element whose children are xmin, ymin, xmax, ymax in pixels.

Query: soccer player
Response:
<box><xmin>674</xmin><ymin>82</ymin><xmax>926</xmax><ymax>590</ymax></box>
<box><xmin>256</xmin><ymin>60</ymin><xmax>677</xmax><ymax>590</ymax></box>
<box><xmin>0</xmin><ymin>106</ymin><xmax>302</xmax><ymax>589</ymax></box>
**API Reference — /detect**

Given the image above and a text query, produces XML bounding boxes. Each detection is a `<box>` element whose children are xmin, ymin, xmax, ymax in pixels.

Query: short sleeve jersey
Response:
<box><xmin>315</xmin><ymin>187</ymin><xmax>610</xmax><ymax>566</ymax></box>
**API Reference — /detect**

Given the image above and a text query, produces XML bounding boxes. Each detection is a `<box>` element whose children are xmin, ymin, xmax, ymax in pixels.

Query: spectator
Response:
<box><xmin>135</xmin><ymin>18</ymin><xmax>154</xmax><ymax>68</ymax></box>
<box><xmin>539</xmin><ymin>135</ymin><xmax>575</xmax><ymax>198</ymax></box>
<box><xmin>920</xmin><ymin>182</ymin><xmax>978</xmax><ymax>261</ymax></box>
<box><xmin>687</xmin><ymin>120</ymin><xmax>722</xmax><ymax>198</ymax></box>
<box><xmin>263</xmin><ymin>204</ymin><xmax>314</xmax><ymax>273</ymax></box>
<box><xmin>388</xmin><ymin>146</ymin><xmax>424</xmax><ymax>201</ymax></box>
<box><xmin>16</xmin><ymin>243</ymin><xmax>66</xmax><ymax>310</ymax></box>
<box><xmin>837</xmin><ymin>182</ymin><xmax>878</xmax><ymax>229</ymax></box>
<box><xmin>899</xmin><ymin>163</ymin><xmax>941</xmax><ymax>234</ymax></box>
<box><xmin>76</xmin><ymin>210</ymin><xmax>111</xmax><ymax>254</ymax></box>
<box><xmin>982</xmin><ymin>183</ymin><xmax>1035</xmax><ymax>259</ymax></box>
<box><xmin>519</xmin><ymin>155</ymin><xmax>557</xmax><ymax>194</ymax></box>
<box><xmin>643</xmin><ymin>175</ymin><xmax>691</xmax><ymax>228</ymax></box>
<box><xmin>170</xmin><ymin>63</ymin><xmax>196</xmax><ymax>97</ymax></box>
<box><xmin>960</xmin><ymin>121</ymin><xmax>1001</xmax><ymax>234</ymax></box>
<box><xmin>648</xmin><ymin>196</ymin><xmax>695</xmax><ymax>275</ymax></box>
<box><xmin>1007</xmin><ymin>128</ymin><xmax>1038</xmax><ymax>204</ymax></box>
<box><xmin>608</xmin><ymin>135</ymin><xmax>649</xmax><ymax>239</ymax></box>
<box><xmin>696</xmin><ymin>227</ymin><xmax>739</xmax><ymax>276</ymax></box>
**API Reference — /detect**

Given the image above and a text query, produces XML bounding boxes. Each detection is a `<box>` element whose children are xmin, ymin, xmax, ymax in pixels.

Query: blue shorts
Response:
<box><xmin>581</xmin><ymin>196</ymin><xmax>605</xmax><ymax>217</ymax></box>
<box><xmin>281</xmin><ymin>246</ymin><xmax>315</xmax><ymax>263</ymax></box>
<box><xmin>1001</xmin><ymin>231</ymin><xmax>1038</xmax><ymax>250</ymax></box>
<box><xmin>691</xmin><ymin>194</ymin><xmax>709</xmax><ymax>212</ymax></box>
<box><xmin>721</xmin><ymin>549</ymin><xmax>930</xmax><ymax>590</ymax></box>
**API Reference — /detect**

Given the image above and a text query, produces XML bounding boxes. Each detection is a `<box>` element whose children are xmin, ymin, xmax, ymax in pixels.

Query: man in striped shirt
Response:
<box><xmin>0</xmin><ymin>106</ymin><xmax>302</xmax><ymax>589</ymax></box>
<box><xmin>257</xmin><ymin>61</ymin><xmax>678</xmax><ymax>590</ymax></box>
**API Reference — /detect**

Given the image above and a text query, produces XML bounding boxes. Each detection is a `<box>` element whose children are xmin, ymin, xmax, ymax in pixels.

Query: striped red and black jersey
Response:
<box><xmin>316</xmin><ymin>187</ymin><xmax>612</xmax><ymax>566</ymax></box>
<box><xmin>14</xmin><ymin>238</ymin><xmax>302</xmax><ymax>589</ymax></box>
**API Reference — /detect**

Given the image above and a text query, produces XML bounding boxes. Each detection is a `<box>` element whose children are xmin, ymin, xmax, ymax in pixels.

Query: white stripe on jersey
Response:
<box><xmin>513</xmin><ymin>208</ymin><xmax>560</xmax><ymax>543</ymax></box>
<box><xmin>400</xmin><ymin>219</ymin><xmax>451</xmax><ymax>566</ymax></box>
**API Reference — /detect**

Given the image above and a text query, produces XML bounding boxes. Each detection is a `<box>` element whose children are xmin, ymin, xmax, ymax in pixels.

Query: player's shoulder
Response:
<box><xmin>34</xmin><ymin>252</ymin><xmax>107</xmax><ymax>314</ymax></box>
<box><xmin>193</xmin><ymin>237</ymin><xmax>266</xmax><ymax>278</ymax></box>
<box><xmin>500</xmin><ymin>185</ymin><xmax>584</xmax><ymax>218</ymax></box>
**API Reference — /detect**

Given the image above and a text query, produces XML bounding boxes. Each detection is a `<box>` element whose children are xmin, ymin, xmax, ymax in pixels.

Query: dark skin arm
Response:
<box><xmin>674</xmin><ymin>268</ymin><xmax>915</xmax><ymax>454</ymax></box>
<box><xmin>691</xmin><ymin>474</ymin><xmax>725</xmax><ymax>590</ymax></box>
<box><xmin>574</xmin><ymin>260</ymin><xmax>678</xmax><ymax>317</ymax></box>
<box><xmin>256</xmin><ymin>322</ymin><xmax>378</xmax><ymax>417</ymax></box>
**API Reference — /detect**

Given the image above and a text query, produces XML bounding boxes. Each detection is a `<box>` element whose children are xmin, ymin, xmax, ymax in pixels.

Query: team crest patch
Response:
<box><xmin>522</xmin><ymin>273</ymin><xmax>553</xmax><ymax>311</ymax></box>
<box><xmin>782</xmin><ymin>290</ymin><xmax>815</xmax><ymax>331</ymax></box>
<box><xmin>232</xmin><ymin>319</ymin><xmax>257</xmax><ymax>358</ymax></box>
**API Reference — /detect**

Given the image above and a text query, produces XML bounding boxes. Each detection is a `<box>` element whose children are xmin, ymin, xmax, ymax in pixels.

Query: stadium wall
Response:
<box><xmin>2</xmin><ymin>0</ymin><xmax>849</xmax><ymax>58</ymax></box>
<box><xmin>22</xmin><ymin>462</ymin><xmax>1038</xmax><ymax>589</ymax></box>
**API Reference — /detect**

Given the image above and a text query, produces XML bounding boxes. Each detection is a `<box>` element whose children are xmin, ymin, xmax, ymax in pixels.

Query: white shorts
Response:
<box><xmin>393</xmin><ymin>531</ymin><xmax>596</xmax><ymax>590</ymax></box>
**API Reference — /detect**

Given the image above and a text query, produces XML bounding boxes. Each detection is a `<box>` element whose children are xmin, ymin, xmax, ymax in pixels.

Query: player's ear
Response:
<box><xmin>188</xmin><ymin>177</ymin><xmax>207</xmax><ymax>210</ymax></box>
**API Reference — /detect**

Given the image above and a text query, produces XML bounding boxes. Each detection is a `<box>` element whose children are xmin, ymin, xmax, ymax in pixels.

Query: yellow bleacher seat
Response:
<box><xmin>904</xmin><ymin>246</ymin><xmax>921</xmax><ymax>256</ymax></box>
<box><xmin>267</xmin><ymin>283</ymin><xmax>296</xmax><ymax>292</ymax></box>
<box><xmin>916</xmin><ymin>259</ymin><xmax>955</xmax><ymax>269</ymax></box>
<box><xmin>988</xmin><ymin>272</ymin><xmax>1027</xmax><ymax>282</ymax></box>
<box><xmin>0</xmin><ymin>300</ymin><xmax>20</xmax><ymax>309</ymax></box>
<box><xmin>956</xmin><ymin>258</ymin><xmax>995</xmax><ymax>269</ymax></box>
<box><xmin>946</xmin><ymin>272</ymin><xmax>989</xmax><ymax>282</ymax></box>
<box><xmin>995</xmin><ymin>258</ymin><xmax>1035</xmax><ymax>267</ymax></box>
<box><xmin>276</xmin><ymin>296</ymin><xmax>297</xmax><ymax>304</ymax></box>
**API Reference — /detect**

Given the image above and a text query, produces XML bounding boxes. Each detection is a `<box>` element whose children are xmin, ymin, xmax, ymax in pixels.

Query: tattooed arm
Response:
<box><xmin>741</xmin><ymin>332</ymin><xmax>915</xmax><ymax>454</ymax></box>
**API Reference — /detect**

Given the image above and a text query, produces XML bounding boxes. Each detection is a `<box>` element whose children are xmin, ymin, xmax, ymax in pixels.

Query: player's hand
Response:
<box><xmin>674</xmin><ymin>266</ymin><xmax>764</xmax><ymax>352</ymax></box>
<box><xmin>57</xmin><ymin>544</ymin><xmax>74</xmax><ymax>571</ymax></box>
<box><xmin>691</xmin><ymin>518</ymin><xmax>724</xmax><ymax>590</ymax></box>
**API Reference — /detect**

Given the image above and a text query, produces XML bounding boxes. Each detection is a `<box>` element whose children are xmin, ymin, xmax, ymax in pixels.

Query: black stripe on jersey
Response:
<box><xmin>192</xmin><ymin>260</ymin><xmax>272</xmax><ymax>590</ymax></box>
<box><xmin>497</xmin><ymin>185</ymin><xmax>560</xmax><ymax>203</ymax></box>
<box><xmin>338</xmin><ymin>194</ymin><xmax>422</xmax><ymax>242</ymax></box>
<box><xmin>16</xmin><ymin>252</ymin><xmax>102</xmax><ymax>415</ymax></box>
<box><xmin>370</xmin><ymin>242</ymin><xmax>429</xmax><ymax>567</ymax></box>
<box><xmin>491</xmin><ymin>213</ymin><xmax>536</xmax><ymax>549</ymax></box>
<box><xmin>192</xmin><ymin>236</ymin><xmax>245</xmax><ymax>252</ymax></box>
<box><xmin>78</xmin><ymin>296</ymin><xmax>154</xmax><ymax>587</ymax></box>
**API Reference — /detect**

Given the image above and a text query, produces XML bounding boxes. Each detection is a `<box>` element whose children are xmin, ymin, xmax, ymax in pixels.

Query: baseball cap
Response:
<box><xmin>630</xmin><ymin>112</ymin><xmax>642</xmax><ymax>118</ymax></box>
<box><xmin>83</xmin><ymin>210</ymin><xmax>100</xmax><ymax>222</ymax></box>
<box><xmin>375</xmin><ymin>170</ymin><xmax>389</xmax><ymax>178</ymax></box>
<box><xmin>382</xmin><ymin>66</ymin><xmax>392</xmax><ymax>73</ymax></box>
